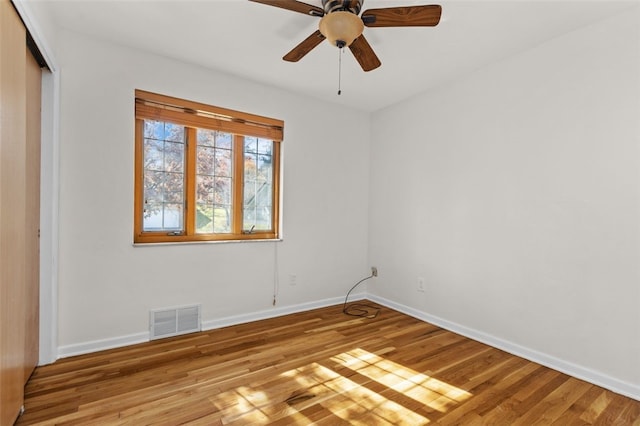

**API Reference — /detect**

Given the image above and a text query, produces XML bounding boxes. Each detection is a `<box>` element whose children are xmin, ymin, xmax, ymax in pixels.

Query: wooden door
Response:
<box><xmin>0</xmin><ymin>1</ymin><xmax>41</xmax><ymax>423</ymax></box>
<box><xmin>0</xmin><ymin>0</ymin><xmax>28</xmax><ymax>423</ymax></box>
<box><xmin>25</xmin><ymin>44</ymin><xmax>41</xmax><ymax>383</ymax></box>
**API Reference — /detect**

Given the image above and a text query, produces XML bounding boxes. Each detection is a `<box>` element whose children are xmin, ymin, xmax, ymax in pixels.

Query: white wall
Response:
<box><xmin>54</xmin><ymin>30</ymin><xmax>371</xmax><ymax>353</ymax></box>
<box><xmin>368</xmin><ymin>8</ymin><xmax>640</xmax><ymax>396</ymax></box>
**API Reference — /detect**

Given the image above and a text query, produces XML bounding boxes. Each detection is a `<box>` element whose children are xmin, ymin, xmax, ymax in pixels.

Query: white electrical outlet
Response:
<box><xmin>417</xmin><ymin>277</ymin><xmax>425</xmax><ymax>292</ymax></box>
<box><xmin>289</xmin><ymin>274</ymin><xmax>297</xmax><ymax>286</ymax></box>
<box><xmin>371</xmin><ymin>266</ymin><xmax>378</xmax><ymax>277</ymax></box>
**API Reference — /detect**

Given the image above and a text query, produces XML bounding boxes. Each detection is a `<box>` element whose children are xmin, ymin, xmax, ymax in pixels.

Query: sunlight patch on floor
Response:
<box><xmin>331</xmin><ymin>348</ymin><xmax>472</xmax><ymax>413</ymax></box>
<box><xmin>209</xmin><ymin>348</ymin><xmax>471</xmax><ymax>424</ymax></box>
<box><xmin>285</xmin><ymin>362</ymin><xmax>431</xmax><ymax>425</ymax></box>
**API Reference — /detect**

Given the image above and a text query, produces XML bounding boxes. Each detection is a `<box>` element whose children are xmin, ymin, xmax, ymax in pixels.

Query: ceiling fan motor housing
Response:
<box><xmin>322</xmin><ymin>0</ymin><xmax>363</xmax><ymax>15</ymax></box>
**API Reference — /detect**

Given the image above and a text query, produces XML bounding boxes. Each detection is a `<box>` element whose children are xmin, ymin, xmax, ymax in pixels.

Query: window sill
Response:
<box><xmin>132</xmin><ymin>238</ymin><xmax>283</xmax><ymax>247</ymax></box>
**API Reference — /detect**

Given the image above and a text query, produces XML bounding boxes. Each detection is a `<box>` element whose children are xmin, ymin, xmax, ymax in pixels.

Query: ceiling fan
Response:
<box><xmin>250</xmin><ymin>0</ymin><xmax>442</xmax><ymax>72</ymax></box>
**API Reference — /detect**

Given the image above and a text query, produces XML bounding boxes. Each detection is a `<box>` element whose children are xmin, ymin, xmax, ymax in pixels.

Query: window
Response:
<box><xmin>134</xmin><ymin>90</ymin><xmax>282</xmax><ymax>243</ymax></box>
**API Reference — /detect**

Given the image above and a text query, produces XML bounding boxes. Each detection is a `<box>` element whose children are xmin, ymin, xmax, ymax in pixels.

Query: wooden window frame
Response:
<box><xmin>134</xmin><ymin>90</ymin><xmax>282</xmax><ymax>244</ymax></box>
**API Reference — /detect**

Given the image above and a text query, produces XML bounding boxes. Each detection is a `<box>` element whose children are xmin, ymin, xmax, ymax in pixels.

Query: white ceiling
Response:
<box><xmin>26</xmin><ymin>0</ymin><xmax>638</xmax><ymax>111</ymax></box>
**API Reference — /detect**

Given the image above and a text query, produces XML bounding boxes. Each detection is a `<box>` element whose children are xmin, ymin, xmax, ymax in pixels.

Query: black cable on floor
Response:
<box><xmin>342</xmin><ymin>274</ymin><xmax>380</xmax><ymax>319</ymax></box>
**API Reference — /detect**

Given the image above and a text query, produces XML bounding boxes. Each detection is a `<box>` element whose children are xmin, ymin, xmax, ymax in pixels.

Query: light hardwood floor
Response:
<box><xmin>17</xmin><ymin>303</ymin><xmax>640</xmax><ymax>425</ymax></box>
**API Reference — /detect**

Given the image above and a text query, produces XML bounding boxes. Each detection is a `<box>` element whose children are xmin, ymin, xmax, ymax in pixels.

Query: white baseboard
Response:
<box><xmin>58</xmin><ymin>332</ymin><xmax>149</xmax><ymax>358</ymax></box>
<box><xmin>56</xmin><ymin>293</ymin><xmax>363</xmax><ymax>359</ymax></box>
<box><xmin>368</xmin><ymin>294</ymin><xmax>640</xmax><ymax>402</ymax></box>
<box><xmin>202</xmin><ymin>294</ymin><xmax>359</xmax><ymax>331</ymax></box>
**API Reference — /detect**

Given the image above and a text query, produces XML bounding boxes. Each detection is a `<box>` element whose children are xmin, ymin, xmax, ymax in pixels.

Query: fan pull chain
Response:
<box><xmin>337</xmin><ymin>47</ymin><xmax>343</xmax><ymax>95</ymax></box>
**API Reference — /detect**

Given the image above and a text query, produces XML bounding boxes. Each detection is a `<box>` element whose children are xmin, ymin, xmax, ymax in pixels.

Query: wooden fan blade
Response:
<box><xmin>249</xmin><ymin>0</ymin><xmax>324</xmax><ymax>17</ymax></box>
<box><xmin>283</xmin><ymin>30</ymin><xmax>326</xmax><ymax>62</ymax></box>
<box><xmin>349</xmin><ymin>35</ymin><xmax>381</xmax><ymax>72</ymax></box>
<box><xmin>362</xmin><ymin>5</ymin><xmax>442</xmax><ymax>27</ymax></box>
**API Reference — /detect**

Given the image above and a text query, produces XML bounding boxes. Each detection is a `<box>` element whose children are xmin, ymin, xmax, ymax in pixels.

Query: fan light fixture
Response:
<box><xmin>319</xmin><ymin>11</ymin><xmax>364</xmax><ymax>48</ymax></box>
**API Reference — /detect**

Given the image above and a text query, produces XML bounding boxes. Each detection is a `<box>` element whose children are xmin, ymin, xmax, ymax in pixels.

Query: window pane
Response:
<box><xmin>196</xmin><ymin>204</ymin><xmax>233</xmax><ymax>234</ymax></box>
<box><xmin>197</xmin><ymin>146</ymin><xmax>215</xmax><ymax>175</ymax></box>
<box><xmin>216</xmin><ymin>148</ymin><xmax>232</xmax><ymax>178</ymax></box>
<box><xmin>196</xmin><ymin>129</ymin><xmax>234</xmax><ymax>234</ymax></box>
<box><xmin>244</xmin><ymin>136</ymin><xmax>257</xmax><ymax>153</ymax></box>
<box><xmin>257</xmin><ymin>154</ymin><xmax>272</xmax><ymax>181</ymax></box>
<box><xmin>165</xmin><ymin>123</ymin><xmax>185</xmax><ymax>142</ymax></box>
<box><xmin>143</xmin><ymin>203</ymin><xmax>183</xmax><ymax>231</ymax></box>
<box><xmin>257</xmin><ymin>138</ymin><xmax>272</xmax><ymax>155</ymax></box>
<box><xmin>144</xmin><ymin>120</ymin><xmax>164</xmax><ymax>140</ymax></box>
<box><xmin>144</xmin><ymin>139</ymin><xmax>163</xmax><ymax>171</ymax></box>
<box><xmin>196</xmin><ymin>128</ymin><xmax>215</xmax><ymax>147</ymax></box>
<box><xmin>243</xmin><ymin>137</ymin><xmax>273</xmax><ymax>231</ymax></box>
<box><xmin>142</xmin><ymin>120</ymin><xmax>185</xmax><ymax>232</ymax></box>
<box><xmin>216</xmin><ymin>132</ymin><xmax>232</xmax><ymax>149</ymax></box>
<box><xmin>165</xmin><ymin>142</ymin><xmax>184</xmax><ymax>173</ymax></box>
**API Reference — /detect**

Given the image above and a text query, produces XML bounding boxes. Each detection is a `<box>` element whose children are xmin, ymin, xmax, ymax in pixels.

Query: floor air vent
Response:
<box><xmin>150</xmin><ymin>304</ymin><xmax>201</xmax><ymax>340</ymax></box>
